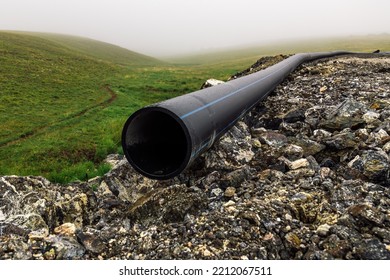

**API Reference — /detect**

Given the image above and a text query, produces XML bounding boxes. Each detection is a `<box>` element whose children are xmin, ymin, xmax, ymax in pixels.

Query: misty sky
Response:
<box><xmin>1</xmin><ymin>0</ymin><xmax>390</xmax><ymax>57</ymax></box>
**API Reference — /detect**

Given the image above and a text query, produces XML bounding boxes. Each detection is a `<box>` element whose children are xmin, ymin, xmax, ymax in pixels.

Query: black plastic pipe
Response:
<box><xmin>122</xmin><ymin>51</ymin><xmax>368</xmax><ymax>179</ymax></box>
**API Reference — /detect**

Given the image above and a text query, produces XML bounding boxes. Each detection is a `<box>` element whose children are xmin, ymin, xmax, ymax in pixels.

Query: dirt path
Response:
<box><xmin>0</xmin><ymin>85</ymin><xmax>118</xmax><ymax>147</ymax></box>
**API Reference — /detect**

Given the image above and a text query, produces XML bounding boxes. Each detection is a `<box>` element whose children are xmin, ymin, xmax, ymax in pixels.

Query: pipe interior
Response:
<box><xmin>123</xmin><ymin>109</ymin><xmax>189</xmax><ymax>178</ymax></box>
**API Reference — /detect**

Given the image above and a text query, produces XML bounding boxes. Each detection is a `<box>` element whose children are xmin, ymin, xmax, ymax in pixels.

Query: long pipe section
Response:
<box><xmin>122</xmin><ymin>51</ymin><xmax>355</xmax><ymax>179</ymax></box>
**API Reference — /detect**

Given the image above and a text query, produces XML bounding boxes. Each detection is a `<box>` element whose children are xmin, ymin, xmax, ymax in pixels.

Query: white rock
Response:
<box><xmin>363</xmin><ymin>111</ymin><xmax>380</xmax><ymax>123</ymax></box>
<box><xmin>54</xmin><ymin>223</ymin><xmax>76</xmax><ymax>236</ymax></box>
<box><xmin>223</xmin><ymin>200</ymin><xmax>236</xmax><ymax>207</ymax></box>
<box><xmin>289</xmin><ymin>158</ymin><xmax>309</xmax><ymax>170</ymax></box>
<box><xmin>0</xmin><ymin>210</ymin><xmax>5</xmax><ymax>221</ymax></box>
<box><xmin>372</xmin><ymin>129</ymin><xmax>389</xmax><ymax>140</ymax></box>
<box><xmin>98</xmin><ymin>181</ymin><xmax>112</xmax><ymax>196</ymax></box>
<box><xmin>284</xmin><ymin>144</ymin><xmax>304</xmax><ymax>158</ymax></box>
<box><xmin>383</xmin><ymin>142</ymin><xmax>390</xmax><ymax>153</ymax></box>
<box><xmin>28</xmin><ymin>228</ymin><xmax>49</xmax><ymax>240</ymax></box>
<box><xmin>203</xmin><ymin>249</ymin><xmax>212</xmax><ymax>257</ymax></box>
<box><xmin>320</xmin><ymin>167</ymin><xmax>334</xmax><ymax>179</ymax></box>
<box><xmin>202</xmin><ymin>79</ymin><xmax>225</xmax><ymax>88</ymax></box>
<box><xmin>316</xmin><ymin>224</ymin><xmax>331</xmax><ymax>236</ymax></box>
<box><xmin>251</xmin><ymin>127</ymin><xmax>267</xmax><ymax>136</ymax></box>
<box><xmin>287</xmin><ymin>97</ymin><xmax>301</xmax><ymax>104</ymax></box>
<box><xmin>348</xmin><ymin>155</ymin><xmax>361</xmax><ymax>168</ymax></box>
<box><xmin>313</xmin><ymin>129</ymin><xmax>332</xmax><ymax>138</ymax></box>
<box><xmin>236</xmin><ymin>149</ymin><xmax>254</xmax><ymax>162</ymax></box>
<box><xmin>356</xmin><ymin>128</ymin><xmax>370</xmax><ymax>140</ymax></box>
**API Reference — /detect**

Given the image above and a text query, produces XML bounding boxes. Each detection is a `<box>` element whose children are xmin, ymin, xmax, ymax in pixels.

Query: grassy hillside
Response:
<box><xmin>0</xmin><ymin>31</ymin><xmax>125</xmax><ymax>181</ymax></box>
<box><xmin>31</xmin><ymin>32</ymin><xmax>160</xmax><ymax>66</ymax></box>
<box><xmin>0</xmin><ymin>32</ymin><xmax>114</xmax><ymax>144</ymax></box>
<box><xmin>0</xmin><ymin>31</ymin><xmax>244</xmax><ymax>183</ymax></box>
<box><xmin>168</xmin><ymin>34</ymin><xmax>390</xmax><ymax>64</ymax></box>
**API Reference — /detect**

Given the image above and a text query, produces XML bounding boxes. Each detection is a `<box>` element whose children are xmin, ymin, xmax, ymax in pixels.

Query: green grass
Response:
<box><xmin>1</xmin><ymin>31</ymin><xmax>389</xmax><ymax>183</ymax></box>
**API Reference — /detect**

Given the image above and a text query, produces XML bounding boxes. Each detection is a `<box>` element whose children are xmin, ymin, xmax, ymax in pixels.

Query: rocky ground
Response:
<box><xmin>1</xmin><ymin>54</ymin><xmax>389</xmax><ymax>260</ymax></box>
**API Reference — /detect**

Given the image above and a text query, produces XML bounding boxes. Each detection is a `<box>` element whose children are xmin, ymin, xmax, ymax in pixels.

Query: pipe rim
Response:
<box><xmin>121</xmin><ymin>106</ymin><xmax>192</xmax><ymax>180</ymax></box>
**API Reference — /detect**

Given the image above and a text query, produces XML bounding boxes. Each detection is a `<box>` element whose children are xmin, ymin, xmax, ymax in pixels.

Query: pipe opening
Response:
<box><xmin>122</xmin><ymin>108</ymin><xmax>191</xmax><ymax>179</ymax></box>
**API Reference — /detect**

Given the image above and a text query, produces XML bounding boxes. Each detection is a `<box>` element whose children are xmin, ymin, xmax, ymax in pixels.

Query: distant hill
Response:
<box><xmin>7</xmin><ymin>31</ymin><xmax>160</xmax><ymax>66</ymax></box>
<box><xmin>168</xmin><ymin>34</ymin><xmax>390</xmax><ymax>64</ymax></box>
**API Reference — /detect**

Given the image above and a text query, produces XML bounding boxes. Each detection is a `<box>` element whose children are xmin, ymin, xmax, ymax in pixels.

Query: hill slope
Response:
<box><xmin>26</xmin><ymin>32</ymin><xmax>160</xmax><ymax>66</ymax></box>
<box><xmin>0</xmin><ymin>31</ymin><xmax>115</xmax><ymax>144</ymax></box>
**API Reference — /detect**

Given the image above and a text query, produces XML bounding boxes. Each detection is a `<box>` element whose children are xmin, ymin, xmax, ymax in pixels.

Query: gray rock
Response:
<box><xmin>324</xmin><ymin>131</ymin><xmax>359</xmax><ymax>150</ymax></box>
<box><xmin>347</xmin><ymin>204</ymin><xmax>385</xmax><ymax>226</ymax></box>
<box><xmin>283</xmin><ymin>144</ymin><xmax>304</xmax><ymax>160</ymax></box>
<box><xmin>321</xmin><ymin>234</ymin><xmax>351</xmax><ymax>259</ymax></box>
<box><xmin>289</xmin><ymin>137</ymin><xmax>325</xmax><ymax>156</ymax></box>
<box><xmin>363</xmin><ymin>111</ymin><xmax>381</xmax><ymax>123</ymax></box>
<box><xmin>210</xmin><ymin>188</ymin><xmax>223</xmax><ymax>197</ymax></box>
<box><xmin>383</xmin><ymin>141</ymin><xmax>390</xmax><ymax>153</ymax></box>
<box><xmin>291</xmin><ymin>192</ymin><xmax>312</xmax><ymax>203</ymax></box>
<box><xmin>313</xmin><ymin>129</ymin><xmax>332</xmax><ymax>139</ymax></box>
<box><xmin>4</xmin><ymin>239</ymin><xmax>32</xmax><ymax>259</ymax></box>
<box><xmin>204</xmin><ymin>122</ymin><xmax>254</xmax><ymax>169</ymax></box>
<box><xmin>46</xmin><ymin>235</ymin><xmax>86</xmax><ymax>260</ymax></box>
<box><xmin>319</xmin><ymin>99</ymin><xmax>367</xmax><ymax>130</ymax></box>
<box><xmin>76</xmin><ymin>228</ymin><xmax>107</xmax><ymax>255</ymax></box>
<box><xmin>128</xmin><ymin>185</ymin><xmax>208</xmax><ymax>225</ymax></box>
<box><xmin>348</xmin><ymin>150</ymin><xmax>389</xmax><ymax>183</ymax></box>
<box><xmin>258</xmin><ymin>131</ymin><xmax>288</xmax><ymax>147</ymax></box>
<box><xmin>305</xmin><ymin>105</ymin><xmax>329</xmax><ymax>128</ymax></box>
<box><xmin>282</xmin><ymin>108</ymin><xmax>305</xmax><ymax>123</ymax></box>
<box><xmin>353</xmin><ymin>239</ymin><xmax>390</xmax><ymax>260</ymax></box>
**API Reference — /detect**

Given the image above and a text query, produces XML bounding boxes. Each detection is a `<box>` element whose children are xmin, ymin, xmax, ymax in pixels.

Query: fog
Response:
<box><xmin>1</xmin><ymin>0</ymin><xmax>389</xmax><ymax>57</ymax></box>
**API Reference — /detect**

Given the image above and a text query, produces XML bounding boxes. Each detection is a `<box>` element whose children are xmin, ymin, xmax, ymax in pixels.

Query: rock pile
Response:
<box><xmin>1</xmin><ymin>55</ymin><xmax>389</xmax><ymax>259</ymax></box>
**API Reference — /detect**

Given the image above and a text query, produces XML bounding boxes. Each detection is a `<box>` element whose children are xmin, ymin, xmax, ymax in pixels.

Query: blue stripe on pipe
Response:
<box><xmin>180</xmin><ymin>56</ymin><xmax>299</xmax><ymax>120</ymax></box>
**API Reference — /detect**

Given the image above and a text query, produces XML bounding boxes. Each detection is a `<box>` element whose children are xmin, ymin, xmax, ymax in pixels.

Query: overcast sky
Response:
<box><xmin>1</xmin><ymin>0</ymin><xmax>389</xmax><ymax>57</ymax></box>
